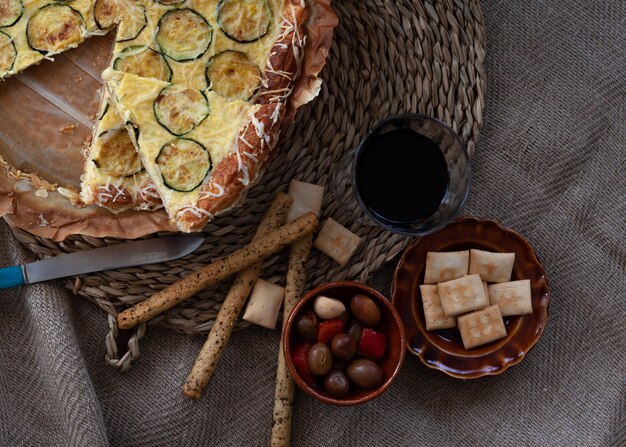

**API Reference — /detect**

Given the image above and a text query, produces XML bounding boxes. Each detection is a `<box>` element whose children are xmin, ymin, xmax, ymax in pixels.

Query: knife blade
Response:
<box><xmin>0</xmin><ymin>236</ymin><xmax>204</xmax><ymax>289</ymax></box>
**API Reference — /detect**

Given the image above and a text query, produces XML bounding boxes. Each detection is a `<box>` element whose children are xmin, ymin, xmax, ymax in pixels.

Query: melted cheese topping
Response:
<box><xmin>83</xmin><ymin>0</ymin><xmax>286</xmax><ymax>212</ymax></box>
<box><xmin>0</xmin><ymin>0</ymin><xmax>104</xmax><ymax>78</ymax></box>
<box><xmin>104</xmin><ymin>69</ymin><xmax>259</xmax><ymax>220</ymax></box>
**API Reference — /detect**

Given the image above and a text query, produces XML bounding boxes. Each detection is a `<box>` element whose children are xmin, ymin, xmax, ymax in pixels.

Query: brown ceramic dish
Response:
<box><xmin>284</xmin><ymin>281</ymin><xmax>406</xmax><ymax>405</ymax></box>
<box><xmin>391</xmin><ymin>217</ymin><xmax>550</xmax><ymax>379</ymax></box>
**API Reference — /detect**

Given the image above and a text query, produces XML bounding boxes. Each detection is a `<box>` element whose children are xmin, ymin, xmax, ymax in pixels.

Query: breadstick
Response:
<box><xmin>182</xmin><ymin>193</ymin><xmax>292</xmax><ymax>400</ymax></box>
<box><xmin>270</xmin><ymin>233</ymin><xmax>313</xmax><ymax>447</ymax></box>
<box><xmin>117</xmin><ymin>212</ymin><xmax>319</xmax><ymax>330</ymax></box>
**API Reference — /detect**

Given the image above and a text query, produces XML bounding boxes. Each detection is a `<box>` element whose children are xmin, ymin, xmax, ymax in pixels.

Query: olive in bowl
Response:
<box><xmin>283</xmin><ymin>281</ymin><xmax>406</xmax><ymax>406</ymax></box>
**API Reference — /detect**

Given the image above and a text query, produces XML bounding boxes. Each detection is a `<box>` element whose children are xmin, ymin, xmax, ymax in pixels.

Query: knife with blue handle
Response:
<box><xmin>0</xmin><ymin>236</ymin><xmax>204</xmax><ymax>289</ymax></box>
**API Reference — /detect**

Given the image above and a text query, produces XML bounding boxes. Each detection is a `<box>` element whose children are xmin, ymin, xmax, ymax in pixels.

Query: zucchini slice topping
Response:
<box><xmin>154</xmin><ymin>85</ymin><xmax>209</xmax><ymax>136</ymax></box>
<box><xmin>94</xmin><ymin>0</ymin><xmax>146</xmax><ymax>42</ymax></box>
<box><xmin>156</xmin><ymin>9</ymin><xmax>212</xmax><ymax>62</ymax></box>
<box><xmin>98</xmin><ymin>101</ymin><xmax>110</xmax><ymax>120</ymax></box>
<box><xmin>93</xmin><ymin>0</ymin><xmax>121</xmax><ymax>29</ymax></box>
<box><xmin>116</xmin><ymin>6</ymin><xmax>146</xmax><ymax>42</ymax></box>
<box><xmin>0</xmin><ymin>31</ymin><xmax>16</xmax><ymax>73</ymax></box>
<box><xmin>206</xmin><ymin>50</ymin><xmax>261</xmax><ymax>101</ymax></box>
<box><xmin>92</xmin><ymin>128</ymin><xmax>143</xmax><ymax>177</ymax></box>
<box><xmin>113</xmin><ymin>47</ymin><xmax>172</xmax><ymax>81</ymax></box>
<box><xmin>0</xmin><ymin>0</ymin><xmax>23</xmax><ymax>28</ymax></box>
<box><xmin>156</xmin><ymin>138</ymin><xmax>211</xmax><ymax>192</ymax></box>
<box><xmin>217</xmin><ymin>0</ymin><xmax>272</xmax><ymax>43</ymax></box>
<box><xmin>27</xmin><ymin>5</ymin><xmax>85</xmax><ymax>54</ymax></box>
<box><xmin>154</xmin><ymin>0</ymin><xmax>185</xmax><ymax>5</ymax></box>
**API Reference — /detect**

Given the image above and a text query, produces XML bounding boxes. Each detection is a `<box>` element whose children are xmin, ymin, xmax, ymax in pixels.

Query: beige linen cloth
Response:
<box><xmin>0</xmin><ymin>2</ymin><xmax>625</xmax><ymax>446</ymax></box>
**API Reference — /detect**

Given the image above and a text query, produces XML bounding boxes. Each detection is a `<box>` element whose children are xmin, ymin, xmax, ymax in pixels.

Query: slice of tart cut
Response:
<box><xmin>80</xmin><ymin>0</ymin><xmax>277</xmax><ymax>213</ymax></box>
<box><xmin>82</xmin><ymin>0</ymin><xmax>308</xmax><ymax>216</ymax></box>
<box><xmin>0</xmin><ymin>0</ymin><xmax>148</xmax><ymax>79</ymax></box>
<box><xmin>103</xmin><ymin>68</ymin><xmax>269</xmax><ymax>232</ymax></box>
<box><xmin>80</xmin><ymin>95</ymin><xmax>162</xmax><ymax>210</ymax></box>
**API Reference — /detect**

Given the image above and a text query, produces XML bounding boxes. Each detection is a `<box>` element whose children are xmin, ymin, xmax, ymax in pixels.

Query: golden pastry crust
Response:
<box><xmin>257</xmin><ymin>0</ymin><xmax>310</xmax><ymax>104</ymax></box>
<box><xmin>93</xmin><ymin>180</ymin><xmax>161</xmax><ymax>209</ymax></box>
<box><xmin>175</xmin><ymin>0</ymin><xmax>309</xmax><ymax>231</ymax></box>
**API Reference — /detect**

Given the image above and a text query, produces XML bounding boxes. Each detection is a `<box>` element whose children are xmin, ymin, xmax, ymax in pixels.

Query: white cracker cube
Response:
<box><xmin>420</xmin><ymin>284</ymin><xmax>457</xmax><ymax>331</ymax></box>
<box><xmin>457</xmin><ymin>305</ymin><xmax>507</xmax><ymax>349</ymax></box>
<box><xmin>437</xmin><ymin>274</ymin><xmax>489</xmax><ymax>317</ymax></box>
<box><xmin>286</xmin><ymin>179</ymin><xmax>325</xmax><ymax>223</ymax></box>
<box><xmin>424</xmin><ymin>250</ymin><xmax>470</xmax><ymax>284</ymax></box>
<box><xmin>488</xmin><ymin>279</ymin><xmax>532</xmax><ymax>317</ymax></box>
<box><xmin>468</xmin><ymin>249</ymin><xmax>515</xmax><ymax>283</ymax></box>
<box><xmin>313</xmin><ymin>218</ymin><xmax>362</xmax><ymax>266</ymax></box>
<box><xmin>242</xmin><ymin>279</ymin><xmax>285</xmax><ymax>330</ymax></box>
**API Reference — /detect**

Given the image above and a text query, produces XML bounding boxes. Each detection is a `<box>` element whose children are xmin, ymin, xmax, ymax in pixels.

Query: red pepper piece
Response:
<box><xmin>358</xmin><ymin>328</ymin><xmax>387</xmax><ymax>360</ymax></box>
<box><xmin>291</xmin><ymin>342</ymin><xmax>317</xmax><ymax>387</ymax></box>
<box><xmin>317</xmin><ymin>319</ymin><xmax>345</xmax><ymax>344</ymax></box>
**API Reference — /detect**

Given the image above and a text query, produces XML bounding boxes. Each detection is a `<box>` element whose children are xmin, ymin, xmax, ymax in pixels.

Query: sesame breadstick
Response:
<box><xmin>183</xmin><ymin>193</ymin><xmax>292</xmax><ymax>399</ymax></box>
<box><xmin>117</xmin><ymin>212</ymin><xmax>319</xmax><ymax>330</ymax></box>
<box><xmin>270</xmin><ymin>233</ymin><xmax>313</xmax><ymax>446</ymax></box>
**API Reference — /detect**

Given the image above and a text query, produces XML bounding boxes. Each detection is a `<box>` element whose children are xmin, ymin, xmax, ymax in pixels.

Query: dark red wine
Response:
<box><xmin>355</xmin><ymin>129</ymin><xmax>448</xmax><ymax>224</ymax></box>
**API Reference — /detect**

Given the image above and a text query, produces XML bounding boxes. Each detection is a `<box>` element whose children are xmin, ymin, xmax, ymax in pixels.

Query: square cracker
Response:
<box><xmin>457</xmin><ymin>305</ymin><xmax>507</xmax><ymax>349</ymax></box>
<box><xmin>242</xmin><ymin>279</ymin><xmax>285</xmax><ymax>330</ymax></box>
<box><xmin>313</xmin><ymin>218</ymin><xmax>362</xmax><ymax>266</ymax></box>
<box><xmin>469</xmin><ymin>249</ymin><xmax>515</xmax><ymax>283</ymax></box>
<box><xmin>424</xmin><ymin>251</ymin><xmax>469</xmax><ymax>284</ymax></box>
<box><xmin>437</xmin><ymin>274</ymin><xmax>489</xmax><ymax>317</ymax></box>
<box><xmin>488</xmin><ymin>279</ymin><xmax>533</xmax><ymax>316</ymax></box>
<box><xmin>286</xmin><ymin>180</ymin><xmax>325</xmax><ymax>223</ymax></box>
<box><xmin>420</xmin><ymin>285</ymin><xmax>457</xmax><ymax>331</ymax></box>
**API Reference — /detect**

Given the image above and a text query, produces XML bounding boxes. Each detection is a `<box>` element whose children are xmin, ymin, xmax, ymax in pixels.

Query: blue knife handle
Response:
<box><xmin>0</xmin><ymin>266</ymin><xmax>25</xmax><ymax>289</ymax></box>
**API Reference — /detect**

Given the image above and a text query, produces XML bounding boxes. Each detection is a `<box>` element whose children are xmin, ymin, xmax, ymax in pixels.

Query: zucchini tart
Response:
<box><xmin>0</xmin><ymin>0</ymin><xmax>338</xmax><ymax>239</ymax></box>
<box><xmin>86</xmin><ymin>0</ymin><xmax>310</xmax><ymax>232</ymax></box>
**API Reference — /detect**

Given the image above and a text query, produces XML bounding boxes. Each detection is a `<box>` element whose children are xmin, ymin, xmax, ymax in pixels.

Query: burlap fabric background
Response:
<box><xmin>0</xmin><ymin>1</ymin><xmax>624</xmax><ymax>446</ymax></box>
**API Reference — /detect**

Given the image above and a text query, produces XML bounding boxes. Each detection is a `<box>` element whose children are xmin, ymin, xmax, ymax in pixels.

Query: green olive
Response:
<box><xmin>307</xmin><ymin>343</ymin><xmax>332</xmax><ymax>376</ymax></box>
<box><xmin>324</xmin><ymin>370</ymin><xmax>350</xmax><ymax>397</ymax></box>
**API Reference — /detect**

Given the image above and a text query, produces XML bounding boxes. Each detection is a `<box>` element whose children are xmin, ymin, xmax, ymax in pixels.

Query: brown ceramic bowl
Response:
<box><xmin>392</xmin><ymin>217</ymin><xmax>550</xmax><ymax>379</ymax></box>
<box><xmin>283</xmin><ymin>281</ymin><xmax>406</xmax><ymax>405</ymax></box>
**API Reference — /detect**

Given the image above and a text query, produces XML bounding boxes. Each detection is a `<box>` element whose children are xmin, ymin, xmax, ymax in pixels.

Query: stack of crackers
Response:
<box><xmin>420</xmin><ymin>249</ymin><xmax>533</xmax><ymax>349</ymax></box>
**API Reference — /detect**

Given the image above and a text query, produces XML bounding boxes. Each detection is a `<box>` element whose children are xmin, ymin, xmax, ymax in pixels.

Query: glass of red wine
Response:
<box><xmin>330</xmin><ymin>114</ymin><xmax>471</xmax><ymax>236</ymax></box>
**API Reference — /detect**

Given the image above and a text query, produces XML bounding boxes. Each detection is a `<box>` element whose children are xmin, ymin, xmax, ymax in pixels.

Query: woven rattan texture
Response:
<box><xmin>12</xmin><ymin>0</ymin><xmax>485</xmax><ymax>363</ymax></box>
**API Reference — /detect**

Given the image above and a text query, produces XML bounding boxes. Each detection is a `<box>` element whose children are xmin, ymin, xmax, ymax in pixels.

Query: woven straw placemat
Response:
<box><xmin>11</xmin><ymin>0</ymin><xmax>485</xmax><ymax>370</ymax></box>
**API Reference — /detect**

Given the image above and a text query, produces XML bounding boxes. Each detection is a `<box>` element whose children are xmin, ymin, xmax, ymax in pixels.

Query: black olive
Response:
<box><xmin>307</xmin><ymin>343</ymin><xmax>332</xmax><ymax>376</ymax></box>
<box><xmin>350</xmin><ymin>294</ymin><xmax>382</xmax><ymax>327</ymax></box>
<box><xmin>295</xmin><ymin>310</ymin><xmax>319</xmax><ymax>342</ymax></box>
<box><xmin>324</xmin><ymin>370</ymin><xmax>350</xmax><ymax>397</ymax></box>
<box><xmin>346</xmin><ymin>319</ymin><xmax>364</xmax><ymax>343</ymax></box>
<box><xmin>346</xmin><ymin>359</ymin><xmax>383</xmax><ymax>389</ymax></box>
<box><xmin>331</xmin><ymin>333</ymin><xmax>357</xmax><ymax>361</ymax></box>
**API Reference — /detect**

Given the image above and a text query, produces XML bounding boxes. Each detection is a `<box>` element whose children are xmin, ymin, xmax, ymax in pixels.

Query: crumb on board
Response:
<box><xmin>73</xmin><ymin>75</ymin><xmax>83</xmax><ymax>84</ymax></box>
<box><xmin>38</xmin><ymin>214</ymin><xmax>49</xmax><ymax>227</ymax></box>
<box><xmin>60</xmin><ymin>124</ymin><xmax>77</xmax><ymax>135</ymax></box>
<box><xmin>30</xmin><ymin>173</ymin><xmax>55</xmax><ymax>191</ymax></box>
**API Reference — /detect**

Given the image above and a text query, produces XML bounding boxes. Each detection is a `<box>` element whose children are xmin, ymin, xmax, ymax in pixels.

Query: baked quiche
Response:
<box><xmin>0</xmin><ymin>0</ymin><xmax>337</xmax><ymax>240</ymax></box>
<box><xmin>84</xmin><ymin>0</ymin><xmax>309</xmax><ymax>231</ymax></box>
<box><xmin>104</xmin><ymin>69</ymin><xmax>261</xmax><ymax>229</ymax></box>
